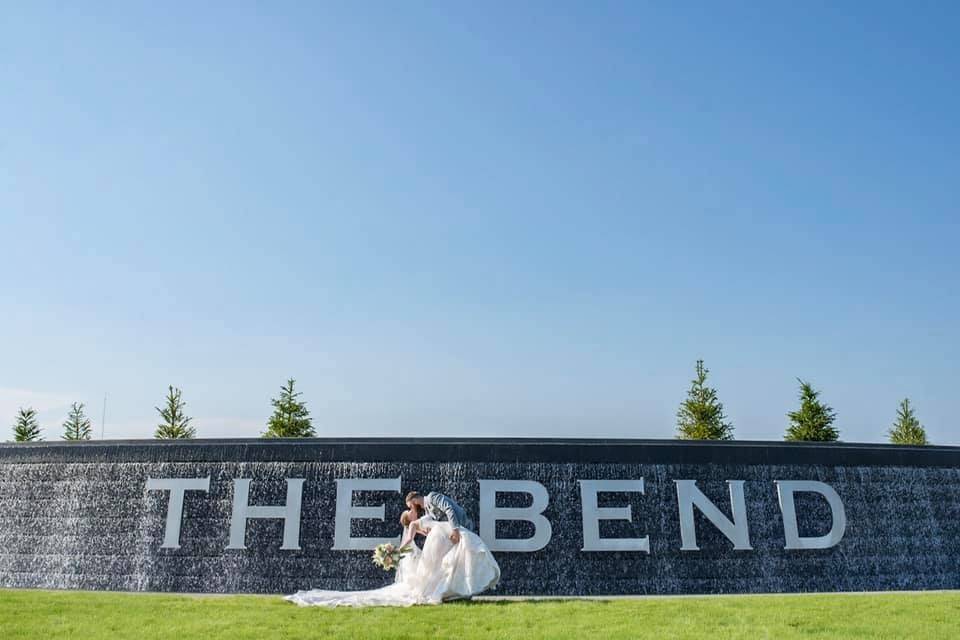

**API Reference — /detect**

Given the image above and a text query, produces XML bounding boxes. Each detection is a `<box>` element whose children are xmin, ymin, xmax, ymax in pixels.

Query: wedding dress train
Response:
<box><xmin>286</xmin><ymin>519</ymin><xmax>500</xmax><ymax>607</ymax></box>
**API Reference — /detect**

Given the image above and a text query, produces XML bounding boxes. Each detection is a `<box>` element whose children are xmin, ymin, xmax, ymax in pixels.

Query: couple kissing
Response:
<box><xmin>287</xmin><ymin>487</ymin><xmax>499</xmax><ymax>607</ymax></box>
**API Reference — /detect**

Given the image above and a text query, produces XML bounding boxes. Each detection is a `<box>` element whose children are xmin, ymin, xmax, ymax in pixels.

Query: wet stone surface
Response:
<box><xmin>0</xmin><ymin>439</ymin><xmax>958</xmax><ymax>595</ymax></box>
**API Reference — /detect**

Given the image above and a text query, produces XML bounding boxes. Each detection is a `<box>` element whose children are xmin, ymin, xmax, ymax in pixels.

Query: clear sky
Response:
<box><xmin>2</xmin><ymin>3</ymin><xmax>958</xmax><ymax>443</ymax></box>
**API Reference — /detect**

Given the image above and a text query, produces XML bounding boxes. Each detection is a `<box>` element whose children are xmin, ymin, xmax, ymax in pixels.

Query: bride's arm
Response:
<box><xmin>400</xmin><ymin>523</ymin><xmax>416</xmax><ymax>548</ymax></box>
<box><xmin>400</xmin><ymin>519</ymin><xmax>429</xmax><ymax>547</ymax></box>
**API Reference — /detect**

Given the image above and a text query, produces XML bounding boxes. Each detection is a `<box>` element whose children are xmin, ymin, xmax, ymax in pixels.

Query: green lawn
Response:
<box><xmin>2</xmin><ymin>589</ymin><xmax>958</xmax><ymax>639</ymax></box>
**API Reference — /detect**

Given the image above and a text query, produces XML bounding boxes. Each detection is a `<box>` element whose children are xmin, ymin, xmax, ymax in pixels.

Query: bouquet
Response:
<box><xmin>372</xmin><ymin>543</ymin><xmax>413</xmax><ymax>571</ymax></box>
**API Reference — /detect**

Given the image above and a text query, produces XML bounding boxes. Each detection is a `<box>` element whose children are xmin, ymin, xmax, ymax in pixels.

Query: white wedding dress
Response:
<box><xmin>286</xmin><ymin>517</ymin><xmax>500</xmax><ymax>607</ymax></box>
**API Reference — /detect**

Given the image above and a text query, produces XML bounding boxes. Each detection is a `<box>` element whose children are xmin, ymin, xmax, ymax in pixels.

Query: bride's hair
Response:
<box><xmin>404</xmin><ymin>491</ymin><xmax>425</xmax><ymax>519</ymax></box>
<box><xmin>400</xmin><ymin>511</ymin><xmax>412</xmax><ymax>528</ymax></box>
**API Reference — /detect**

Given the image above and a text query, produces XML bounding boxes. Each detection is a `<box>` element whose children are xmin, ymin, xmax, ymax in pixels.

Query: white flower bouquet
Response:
<box><xmin>372</xmin><ymin>543</ymin><xmax>412</xmax><ymax>571</ymax></box>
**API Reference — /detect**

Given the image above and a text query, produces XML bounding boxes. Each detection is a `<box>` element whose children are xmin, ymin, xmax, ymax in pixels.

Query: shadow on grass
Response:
<box><xmin>450</xmin><ymin>598</ymin><xmax>616</xmax><ymax>608</ymax></box>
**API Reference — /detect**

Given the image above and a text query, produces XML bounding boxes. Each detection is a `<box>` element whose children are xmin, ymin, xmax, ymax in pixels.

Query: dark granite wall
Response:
<box><xmin>1</xmin><ymin>439</ymin><xmax>958</xmax><ymax>595</ymax></box>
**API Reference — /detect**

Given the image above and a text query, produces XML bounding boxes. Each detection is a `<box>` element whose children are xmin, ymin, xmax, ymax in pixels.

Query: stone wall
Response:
<box><xmin>1</xmin><ymin>438</ymin><xmax>958</xmax><ymax>595</ymax></box>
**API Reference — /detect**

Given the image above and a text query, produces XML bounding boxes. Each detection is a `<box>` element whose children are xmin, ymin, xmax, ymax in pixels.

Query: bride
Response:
<box><xmin>286</xmin><ymin>508</ymin><xmax>501</xmax><ymax>607</ymax></box>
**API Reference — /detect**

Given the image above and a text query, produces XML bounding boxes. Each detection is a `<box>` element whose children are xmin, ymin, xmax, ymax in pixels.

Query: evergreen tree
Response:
<box><xmin>784</xmin><ymin>379</ymin><xmax>839</xmax><ymax>441</ymax></box>
<box><xmin>676</xmin><ymin>360</ymin><xmax>734</xmax><ymax>440</ymax></box>
<box><xmin>12</xmin><ymin>407</ymin><xmax>42</xmax><ymax>442</ymax></box>
<box><xmin>888</xmin><ymin>398</ymin><xmax>928</xmax><ymax>445</ymax></box>
<box><xmin>154</xmin><ymin>386</ymin><xmax>195</xmax><ymax>439</ymax></box>
<box><xmin>62</xmin><ymin>402</ymin><xmax>92</xmax><ymax>441</ymax></box>
<box><xmin>263</xmin><ymin>378</ymin><xmax>314</xmax><ymax>438</ymax></box>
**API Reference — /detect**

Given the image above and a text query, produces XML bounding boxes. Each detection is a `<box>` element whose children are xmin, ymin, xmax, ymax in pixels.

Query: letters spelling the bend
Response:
<box><xmin>144</xmin><ymin>477</ymin><xmax>846</xmax><ymax>553</ymax></box>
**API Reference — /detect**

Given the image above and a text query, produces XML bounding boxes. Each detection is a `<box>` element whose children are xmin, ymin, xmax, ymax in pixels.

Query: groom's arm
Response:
<box><xmin>432</xmin><ymin>493</ymin><xmax>465</xmax><ymax>529</ymax></box>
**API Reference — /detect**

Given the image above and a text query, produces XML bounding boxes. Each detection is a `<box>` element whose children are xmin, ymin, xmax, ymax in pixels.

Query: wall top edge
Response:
<box><xmin>0</xmin><ymin>437</ymin><xmax>957</xmax><ymax>467</ymax></box>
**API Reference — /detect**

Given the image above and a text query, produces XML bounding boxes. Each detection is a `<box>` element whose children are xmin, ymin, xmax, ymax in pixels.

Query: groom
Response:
<box><xmin>405</xmin><ymin>490</ymin><xmax>474</xmax><ymax>544</ymax></box>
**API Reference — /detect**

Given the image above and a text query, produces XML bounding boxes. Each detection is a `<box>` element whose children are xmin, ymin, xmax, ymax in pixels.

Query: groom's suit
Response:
<box><xmin>424</xmin><ymin>492</ymin><xmax>475</xmax><ymax>531</ymax></box>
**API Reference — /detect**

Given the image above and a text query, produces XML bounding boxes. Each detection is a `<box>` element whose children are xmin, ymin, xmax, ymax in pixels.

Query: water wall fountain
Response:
<box><xmin>1</xmin><ymin>438</ymin><xmax>957</xmax><ymax>595</ymax></box>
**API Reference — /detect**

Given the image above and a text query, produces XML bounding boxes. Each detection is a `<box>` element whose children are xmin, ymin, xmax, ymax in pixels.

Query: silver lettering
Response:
<box><xmin>479</xmin><ymin>479</ymin><xmax>552</xmax><ymax>552</ymax></box>
<box><xmin>145</xmin><ymin>477</ymin><xmax>210</xmax><ymax>549</ymax></box>
<box><xmin>579</xmin><ymin>479</ymin><xmax>650</xmax><ymax>553</ymax></box>
<box><xmin>331</xmin><ymin>477</ymin><xmax>402</xmax><ymax>550</ymax></box>
<box><xmin>227</xmin><ymin>478</ymin><xmax>305</xmax><ymax>550</ymax></box>
<box><xmin>776</xmin><ymin>480</ymin><xmax>846</xmax><ymax>550</ymax></box>
<box><xmin>675</xmin><ymin>480</ymin><xmax>752</xmax><ymax>551</ymax></box>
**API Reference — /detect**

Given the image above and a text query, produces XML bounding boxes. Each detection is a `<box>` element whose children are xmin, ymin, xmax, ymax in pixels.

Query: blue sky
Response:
<box><xmin>2</xmin><ymin>3</ymin><xmax>958</xmax><ymax>443</ymax></box>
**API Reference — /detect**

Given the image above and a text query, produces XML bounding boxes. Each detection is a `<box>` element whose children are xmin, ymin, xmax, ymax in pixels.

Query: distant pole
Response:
<box><xmin>101</xmin><ymin>393</ymin><xmax>107</xmax><ymax>439</ymax></box>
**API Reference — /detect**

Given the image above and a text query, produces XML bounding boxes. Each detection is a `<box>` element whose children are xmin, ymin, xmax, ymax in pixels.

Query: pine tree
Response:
<box><xmin>62</xmin><ymin>402</ymin><xmax>92</xmax><ymax>441</ymax></box>
<box><xmin>12</xmin><ymin>407</ymin><xmax>42</xmax><ymax>442</ymax></box>
<box><xmin>263</xmin><ymin>378</ymin><xmax>314</xmax><ymax>438</ymax></box>
<box><xmin>676</xmin><ymin>360</ymin><xmax>734</xmax><ymax>440</ymax></box>
<box><xmin>784</xmin><ymin>379</ymin><xmax>839</xmax><ymax>441</ymax></box>
<box><xmin>154</xmin><ymin>386</ymin><xmax>196</xmax><ymax>439</ymax></box>
<box><xmin>888</xmin><ymin>398</ymin><xmax>928</xmax><ymax>445</ymax></box>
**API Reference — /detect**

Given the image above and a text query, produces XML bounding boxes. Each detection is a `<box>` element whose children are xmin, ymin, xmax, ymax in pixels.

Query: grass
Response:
<box><xmin>2</xmin><ymin>590</ymin><xmax>959</xmax><ymax>639</ymax></box>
